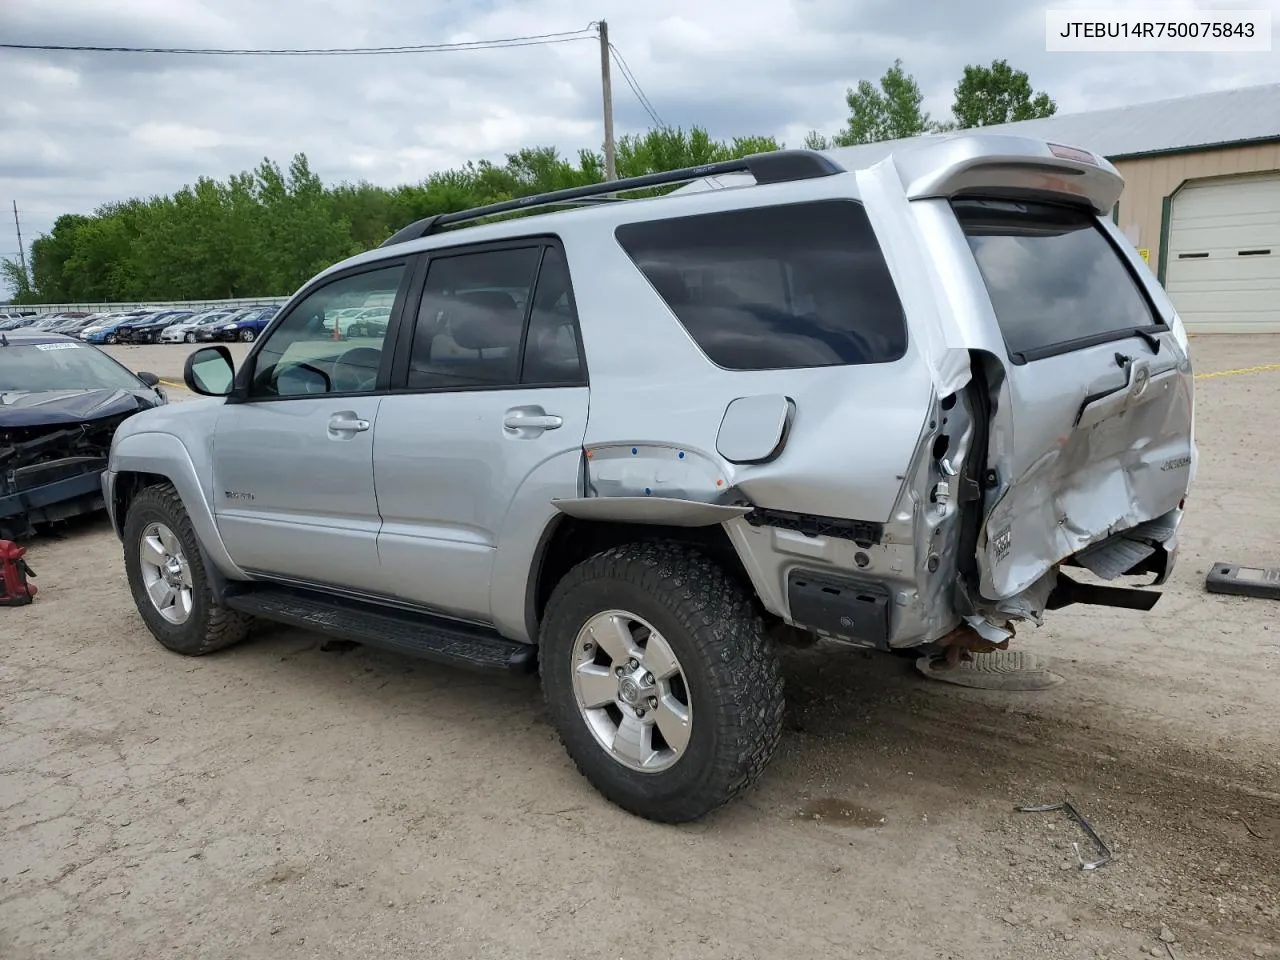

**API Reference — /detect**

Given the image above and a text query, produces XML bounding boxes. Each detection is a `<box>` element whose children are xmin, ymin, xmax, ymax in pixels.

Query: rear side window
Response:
<box><xmin>614</xmin><ymin>200</ymin><xmax>908</xmax><ymax>370</ymax></box>
<box><xmin>953</xmin><ymin>199</ymin><xmax>1164</xmax><ymax>362</ymax></box>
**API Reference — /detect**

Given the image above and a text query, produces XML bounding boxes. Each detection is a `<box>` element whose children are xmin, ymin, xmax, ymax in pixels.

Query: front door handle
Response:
<box><xmin>503</xmin><ymin>409</ymin><xmax>563</xmax><ymax>433</ymax></box>
<box><xmin>328</xmin><ymin>414</ymin><xmax>371</xmax><ymax>437</ymax></box>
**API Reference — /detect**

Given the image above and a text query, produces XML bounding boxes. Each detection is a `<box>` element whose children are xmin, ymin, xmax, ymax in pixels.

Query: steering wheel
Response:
<box><xmin>333</xmin><ymin>347</ymin><xmax>382</xmax><ymax>393</ymax></box>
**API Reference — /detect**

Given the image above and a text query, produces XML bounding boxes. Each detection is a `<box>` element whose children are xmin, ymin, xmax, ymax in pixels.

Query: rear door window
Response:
<box><xmin>408</xmin><ymin>247</ymin><xmax>542</xmax><ymax>390</ymax></box>
<box><xmin>614</xmin><ymin>200</ymin><xmax>908</xmax><ymax>370</ymax></box>
<box><xmin>953</xmin><ymin>199</ymin><xmax>1165</xmax><ymax>362</ymax></box>
<box><xmin>403</xmin><ymin>243</ymin><xmax>586</xmax><ymax>391</ymax></box>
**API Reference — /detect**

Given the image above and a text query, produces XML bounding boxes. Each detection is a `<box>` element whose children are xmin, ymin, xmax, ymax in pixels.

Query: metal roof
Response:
<box><xmin>824</xmin><ymin>82</ymin><xmax>1280</xmax><ymax>169</ymax></box>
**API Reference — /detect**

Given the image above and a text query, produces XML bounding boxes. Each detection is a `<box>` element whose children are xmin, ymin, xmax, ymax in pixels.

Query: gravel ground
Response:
<box><xmin>2</xmin><ymin>336</ymin><xmax>1278</xmax><ymax>960</ymax></box>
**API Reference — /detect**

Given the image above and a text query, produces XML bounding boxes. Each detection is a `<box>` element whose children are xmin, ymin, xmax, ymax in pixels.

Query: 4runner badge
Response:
<box><xmin>991</xmin><ymin>525</ymin><xmax>1012</xmax><ymax>564</ymax></box>
<box><xmin>1161</xmin><ymin>456</ymin><xmax>1191</xmax><ymax>472</ymax></box>
<box><xmin>224</xmin><ymin>490</ymin><xmax>255</xmax><ymax>501</ymax></box>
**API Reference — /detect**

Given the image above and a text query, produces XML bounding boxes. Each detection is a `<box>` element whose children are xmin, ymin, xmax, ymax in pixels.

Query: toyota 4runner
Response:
<box><xmin>104</xmin><ymin>133</ymin><xmax>1196</xmax><ymax>823</ymax></box>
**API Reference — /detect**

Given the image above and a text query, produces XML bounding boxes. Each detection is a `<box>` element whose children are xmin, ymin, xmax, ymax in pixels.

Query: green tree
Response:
<box><xmin>27</xmin><ymin>214</ymin><xmax>92</xmax><ymax>302</ymax></box>
<box><xmin>12</xmin><ymin>125</ymin><xmax>786</xmax><ymax>304</ymax></box>
<box><xmin>951</xmin><ymin>59</ymin><xmax>1057</xmax><ymax>128</ymax></box>
<box><xmin>803</xmin><ymin>130</ymin><xmax>831</xmax><ymax>151</ymax></box>
<box><xmin>833</xmin><ymin>59</ymin><xmax>937</xmax><ymax>146</ymax></box>
<box><xmin>1</xmin><ymin>258</ymin><xmax>33</xmax><ymax>303</ymax></box>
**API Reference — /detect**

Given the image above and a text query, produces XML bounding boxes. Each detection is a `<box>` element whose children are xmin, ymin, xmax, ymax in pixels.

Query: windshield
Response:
<box><xmin>0</xmin><ymin>341</ymin><xmax>143</xmax><ymax>392</ymax></box>
<box><xmin>953</xmin><ymin>199</ymin><xmax>1163</xmax><ymax>362</ymax></box>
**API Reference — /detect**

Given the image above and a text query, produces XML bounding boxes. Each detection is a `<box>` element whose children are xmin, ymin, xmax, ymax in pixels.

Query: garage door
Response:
<box><xmin>1164</xmin><ymin>172</ymin><xmax>1280</xmax><ymax>333</ymax></box>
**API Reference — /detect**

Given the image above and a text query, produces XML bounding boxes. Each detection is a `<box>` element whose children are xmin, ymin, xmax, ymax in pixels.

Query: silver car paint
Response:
<box><xmin>372</xmin><ymin>386</ymin><xmax>589</xmax><ymax>634</ymax></box>
<box><xmin>210</xmin><ymin>397</ymin><xmax>387</xmax><ymax>593</ymax></box>
<box><xmin>105</xmin><ymin>131</ymin><xmax>1195</xmax><ymax>651</ymax></box>
<box><xmin>103</xmin><ymin>398</ymin><xmax>249</xmax><ymax>580</ymax></box>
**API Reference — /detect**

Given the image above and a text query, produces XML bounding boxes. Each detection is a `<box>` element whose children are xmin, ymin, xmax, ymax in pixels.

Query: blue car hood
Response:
<box><xmin>0</xmin><ymin>388</ymin><xmax>160</xmax><ymax>428</ymax></box>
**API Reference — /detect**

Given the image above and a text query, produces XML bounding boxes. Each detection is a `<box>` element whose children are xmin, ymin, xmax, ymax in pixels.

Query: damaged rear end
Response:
<box><xmin>884</xmin><ymin>135</ymin><xmax>1195</xmax><ymax>647</ymax></box>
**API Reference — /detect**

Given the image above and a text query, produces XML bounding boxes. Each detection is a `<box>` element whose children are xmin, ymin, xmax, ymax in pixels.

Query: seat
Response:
<box><xmin>419</xmin><ymin>290</ymin><xmax>524</xmax><ymax>386</ymax></box>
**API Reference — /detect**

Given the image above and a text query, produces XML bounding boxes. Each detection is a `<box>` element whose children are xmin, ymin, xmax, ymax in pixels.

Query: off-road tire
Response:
<box><xmin>539</xmin><ymin>542</ymin><xmax>785</xmax><ymax>823</ymax></box>
<box><xmin>123</xmin><ymin>483</ymin><xmax>252</xmax><ymax>656</ymax></box>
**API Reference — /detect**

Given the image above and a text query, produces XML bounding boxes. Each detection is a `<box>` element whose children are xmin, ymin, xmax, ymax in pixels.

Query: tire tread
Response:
<box><xmin>540</xmin><ymin>541</ymin><xmax>785</xmax><ymax>822</ymax></box>
<box><xmin>124</xmin><ymin>483</ymin><xmax>252</xmax><ymax>656</ymax></box>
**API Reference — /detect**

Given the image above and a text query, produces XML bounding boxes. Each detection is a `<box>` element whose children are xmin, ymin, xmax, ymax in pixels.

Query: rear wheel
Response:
<box><xmin>539</xmin><ymin>542</ymin><xmax>785</xmax><ymax>823</ymax></box>
<box><xmin>123</xmin><ymin>483</ymin><xmax>252</xmax><ymax>656</ymax></box>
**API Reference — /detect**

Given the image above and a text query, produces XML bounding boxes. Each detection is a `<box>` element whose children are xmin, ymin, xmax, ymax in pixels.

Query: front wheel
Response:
<box><xmin>239</xmin><ymin>329</ymin><xmax>256</xmax><ymax>342</ymax></box>
<box><xmin>122</xmin><ymin>483</ymin><xmax>253</xmax><ymax>656</ymax></box>
<box><xmin>185</xmin><ymin>333</ymin><xmax>195</xmax><ymax>343</ymax></box>
<box><xmin>539</xmin><ymin>542</ymin><xmax>785</xmax><ymax>823</ymax></box>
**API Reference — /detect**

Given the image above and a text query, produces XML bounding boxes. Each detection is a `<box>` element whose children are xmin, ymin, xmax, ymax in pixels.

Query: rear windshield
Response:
<box><xmin>953</xmin><ymin>199</ymin><xmax>1162</xmax><ymax>361</ymax></box>
<box><xmin>0</xmin><ymin>341</ymin><xmax>142</xmax><ymax>392</ymax></box>
<box><xmin>614</xmin><ymin>199</ymin><xmax>908</xmax><ymax>370</ymax></box>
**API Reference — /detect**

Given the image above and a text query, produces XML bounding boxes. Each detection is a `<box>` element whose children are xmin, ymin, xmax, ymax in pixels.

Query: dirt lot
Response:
<box><xmin>3</xmin><ymin>337</ymin><xmax>1278</xmax><ymax>960</ymax></box>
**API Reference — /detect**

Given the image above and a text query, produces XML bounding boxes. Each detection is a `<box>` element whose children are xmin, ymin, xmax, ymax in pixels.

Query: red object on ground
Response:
<box><xmin>0</xmin><ymin>539</ymin><xmax>37</xmax><ymax>605</ymax></box>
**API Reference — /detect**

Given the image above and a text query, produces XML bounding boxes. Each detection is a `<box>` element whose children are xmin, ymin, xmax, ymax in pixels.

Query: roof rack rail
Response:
<box><xmin>379</xmin><ymin>148</ymin><xmax>845</xmax><ymax>248</ymax></box>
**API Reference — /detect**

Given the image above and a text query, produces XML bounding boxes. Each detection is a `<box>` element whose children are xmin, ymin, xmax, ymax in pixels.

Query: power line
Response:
<box><xmin>608</xmin><ymin>43</ymin><xmax>665</xmax><ymax>129</ymax></box>
<box><xmin>608</xmin><ymin>43</ymin><xmax>662</xmax><ymax>127</ymax></box>
<box><xmin>0</xmin><ymin>27</ymin><xmax>597</xmax><ymax>56</ymax></box>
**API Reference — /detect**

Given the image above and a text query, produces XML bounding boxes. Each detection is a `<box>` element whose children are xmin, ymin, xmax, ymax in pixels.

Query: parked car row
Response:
<box><xmin>0</xmin><ymin>305</ymin><xmax>281</xmax><ymax>344</ymax></box>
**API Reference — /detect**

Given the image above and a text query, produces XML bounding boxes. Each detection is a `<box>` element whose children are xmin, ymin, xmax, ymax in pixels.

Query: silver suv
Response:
<box><xmin>104</xmin><ymin>133</ymin><xmax>1195</xmax><ymax>823</ymax></box>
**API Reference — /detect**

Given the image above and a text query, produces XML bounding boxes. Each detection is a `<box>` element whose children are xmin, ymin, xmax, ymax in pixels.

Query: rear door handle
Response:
<box><xmin>503</xmin><ymin>412</ymin><xmax>563</xmax><ymax>431</ymax></box>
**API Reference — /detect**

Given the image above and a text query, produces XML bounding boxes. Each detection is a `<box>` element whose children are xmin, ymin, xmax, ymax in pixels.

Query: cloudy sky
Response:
<box><xmin>2</xmin><ymin>0</ymin><xmax>1278</xmax><ymax>294</ymax></box>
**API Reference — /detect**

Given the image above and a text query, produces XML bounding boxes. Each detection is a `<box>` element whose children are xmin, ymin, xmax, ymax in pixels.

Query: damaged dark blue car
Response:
<box><xmin>1</xmin><ymin>332</ymin><xmax>167</xmax><ymax>539</ymax></box>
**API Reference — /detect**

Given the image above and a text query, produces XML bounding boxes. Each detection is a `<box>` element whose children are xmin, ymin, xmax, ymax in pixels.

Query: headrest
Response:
<box><xmin>450</xmin><ymin>290</ymin><xmax>521</xmax><ymax>350</ymax></box>
<box><xmin>457</xmin><ymin>290</ymin><xmax>517</xmax><ymax>312</ymax></box>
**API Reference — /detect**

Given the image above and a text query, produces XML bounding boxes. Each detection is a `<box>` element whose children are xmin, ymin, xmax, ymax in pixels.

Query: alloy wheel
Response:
<box><xmin>571</xmin><ymin>610</ymin><xmax>693</xmax><ymax>773</ymax></box>
<box><xmin>137</xmin><ymin>521</ymin><xmax>194</xmax><ymax>625</ymax></box>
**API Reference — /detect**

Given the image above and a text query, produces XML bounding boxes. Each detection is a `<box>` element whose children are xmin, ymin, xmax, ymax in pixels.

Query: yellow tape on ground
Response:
<box><xmin>1194</xmin><ymin>362</ymin><xmax>1280</xmax><ymax>381</ymax></box>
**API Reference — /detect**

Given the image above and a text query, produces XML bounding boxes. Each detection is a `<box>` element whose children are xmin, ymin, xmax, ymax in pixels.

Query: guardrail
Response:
<box><xmin>3</xmin><ymin>296</ymin><xmax>292</xmax><ymax>316</ymax></box>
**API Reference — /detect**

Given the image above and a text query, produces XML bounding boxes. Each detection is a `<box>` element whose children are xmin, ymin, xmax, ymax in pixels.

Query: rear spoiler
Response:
<box><xmin>671</xmin><ymin>133</ymin><xmax>1124</xmax><ymax>216</ymax></box>
<box><xmin>885</xmin><ymin>133</ymin><xmax>1123</xmax><ymax>216</ymax></box>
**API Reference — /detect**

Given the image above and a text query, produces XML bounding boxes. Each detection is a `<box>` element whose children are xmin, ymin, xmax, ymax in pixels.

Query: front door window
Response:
<box><xmin>249</xmin><ymin>263</ymin><xmax>407</xmax><ymax>398</ymax></box>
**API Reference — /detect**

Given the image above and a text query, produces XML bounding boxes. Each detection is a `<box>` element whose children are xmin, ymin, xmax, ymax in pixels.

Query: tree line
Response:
<box><xmin>3</xmin><ymin>59</ymin><xmax>1055</xmax><ymax>305</ymax></box>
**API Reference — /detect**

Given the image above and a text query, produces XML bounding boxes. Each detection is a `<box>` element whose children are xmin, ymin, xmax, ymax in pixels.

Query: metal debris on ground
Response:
<box><xmin>1017</xmin><ymin>799</ymin><xmax>1113</xmax><ymax>870</ymax></box>
<box><xmin>1205</xmin><ymin>561</ymin><xmax>1280</xmax><ymax>600</ymax></box>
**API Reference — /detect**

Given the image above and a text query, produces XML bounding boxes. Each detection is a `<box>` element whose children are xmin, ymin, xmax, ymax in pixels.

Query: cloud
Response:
<box><xmin>2</xmin><ymin>0</ymin><xmax>1279</xmax><ymax>295</ymax></box>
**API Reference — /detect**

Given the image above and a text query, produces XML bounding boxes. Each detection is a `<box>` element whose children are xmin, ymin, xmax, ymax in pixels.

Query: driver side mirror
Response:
<box><xmin>184</xmin><ymin>345</ymin><xmax>236</xmax><ymax>396</ymax></box>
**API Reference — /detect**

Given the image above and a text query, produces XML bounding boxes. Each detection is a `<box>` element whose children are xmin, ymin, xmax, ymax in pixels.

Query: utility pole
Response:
<box><xmin>598</xmin><ymin>20</ymin><xmax>616</xmax><ymax>181</ymax></box>
<box><xmin>12</xmin><ymin>201</ymin><xmax>26</xmax><ymax>275</ymax></box>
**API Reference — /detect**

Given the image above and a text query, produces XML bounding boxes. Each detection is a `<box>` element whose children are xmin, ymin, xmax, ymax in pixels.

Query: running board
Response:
<box><xmin>225</xmin><ymin>587</ymin><xmax>537</xmax><ymax>675</ymax></box>
<box><xmin>1045</xmin><ymin>572</ymin><xmax>1161</xmax><ymax>611</ymax></box>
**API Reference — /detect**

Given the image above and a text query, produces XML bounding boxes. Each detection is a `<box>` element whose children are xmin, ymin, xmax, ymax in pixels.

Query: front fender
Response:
<box><xmin>108</xmin><ymin>431</ymin><xmax>247</xmax><ymax>581</ymax></box>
